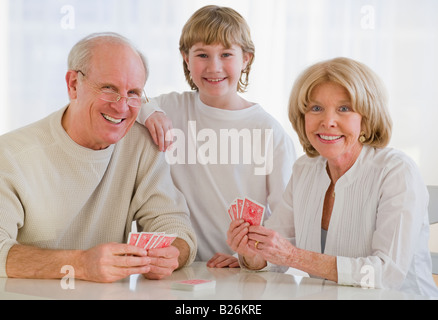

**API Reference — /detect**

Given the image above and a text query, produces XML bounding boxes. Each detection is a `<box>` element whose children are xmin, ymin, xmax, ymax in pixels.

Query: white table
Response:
<box><xmin>0</xmin><ymin>262</ymin><xmax>429</xmax><ymax>301</ymax></box>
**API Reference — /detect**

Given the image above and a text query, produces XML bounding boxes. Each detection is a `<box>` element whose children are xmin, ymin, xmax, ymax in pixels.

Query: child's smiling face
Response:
<box><xmin>183</xmin><ymin>42</ymin><xmax>252</xmax><ymax>110</ymax></box>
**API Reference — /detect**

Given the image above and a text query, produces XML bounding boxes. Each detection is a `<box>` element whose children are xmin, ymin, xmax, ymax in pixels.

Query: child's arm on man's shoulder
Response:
<box><xmin>145</xmin><ymin>112</ymin><xmax>174</xmax><ymax>152</ymax></box>
<box><xmin>137</xmin><ymin>100</ymin><xmax>174</xmax><ymax>152</ymax></box>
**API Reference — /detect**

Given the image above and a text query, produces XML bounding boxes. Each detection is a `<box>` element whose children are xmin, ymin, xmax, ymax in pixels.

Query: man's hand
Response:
<box><xmin>143</xmin><ymin>245</ymin><xmax>180</xmax><ymax>280</ymax></box>
<box><xmin>7</xmin><ymin>238</ymin><xmax>192</xmax><ymax>283</ymax></box>
<box><xmin>77</xmin><ymin>243</ymin><xmax>151</xmax><ymax>283</ymax></box>
<box><xmin>145</xmin><ymin>112</ymin><xmax>174</xmax><ymax>152</ymax></box>
<box><xmin>6</xmin><ymin>243</ymin><xmax>151</xmax><ymax>283</ymax></box>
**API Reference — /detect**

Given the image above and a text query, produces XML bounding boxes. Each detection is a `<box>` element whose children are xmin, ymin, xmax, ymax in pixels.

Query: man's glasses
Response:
<box><xmin>76</xmin><ymin>70</ymin><xmax>149</xmax><ymax>108</ymax></box>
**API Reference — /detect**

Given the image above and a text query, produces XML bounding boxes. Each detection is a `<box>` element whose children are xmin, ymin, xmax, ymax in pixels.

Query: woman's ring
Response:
<box><xmin>255</xmin><ymin>241</ymin><xmax>259</xmax><ymax>249</ymax></box>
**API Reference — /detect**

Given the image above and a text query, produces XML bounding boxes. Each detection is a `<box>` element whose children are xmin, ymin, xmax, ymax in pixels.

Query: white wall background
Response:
<box><xmin>1</xmin><ymin>0</ymin><xmax>437</xmax><ymax>189</ymax></box>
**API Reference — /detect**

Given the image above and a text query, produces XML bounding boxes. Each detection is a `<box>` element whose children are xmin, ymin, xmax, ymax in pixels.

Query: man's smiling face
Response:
<box><xmin>65</xmin><ymin>42</ymin><xmax>146</xmax><ymax>150</ymax></box>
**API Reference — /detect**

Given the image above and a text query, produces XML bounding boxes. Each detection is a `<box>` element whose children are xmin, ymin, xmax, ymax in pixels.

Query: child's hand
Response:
<box><xmin>207</xmin><ymin>253</ymin><xmax>240</xmax><ymax>268</ymax></box>
<box><xmin>145</xmin><ymin>112</ymin><xmax>174</xmax><ymax>152</ymax></box>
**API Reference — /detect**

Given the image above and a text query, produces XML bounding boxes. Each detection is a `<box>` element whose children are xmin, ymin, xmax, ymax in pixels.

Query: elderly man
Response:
<box><xmin>0</xmin><ymin>32</ymin><xmax>197</xmax><ymax>283</ymax></box>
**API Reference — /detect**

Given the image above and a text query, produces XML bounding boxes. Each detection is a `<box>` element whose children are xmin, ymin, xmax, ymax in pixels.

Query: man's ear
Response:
<box><xmin>65</xmin><ymin>70</ymin><xmax>79</xmax><ymax>100</ymax></box>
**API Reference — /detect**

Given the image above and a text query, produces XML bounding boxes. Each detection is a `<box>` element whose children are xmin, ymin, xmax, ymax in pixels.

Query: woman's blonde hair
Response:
<box><xmin>179</xmin><ymin>5</ymin><xmax>255</xmax><ymax>93</ymax></box>
<box><xmin>289</xmin><ymin>57</ymin><xmax>393</xmax><ymax>158</ymax></box>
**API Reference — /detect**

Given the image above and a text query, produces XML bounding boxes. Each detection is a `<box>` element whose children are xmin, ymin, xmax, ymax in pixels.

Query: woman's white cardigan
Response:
<box><xmin>265</xmin><ymin>146</ymin><xmax>438</xmax><ymax>298</ymax></box>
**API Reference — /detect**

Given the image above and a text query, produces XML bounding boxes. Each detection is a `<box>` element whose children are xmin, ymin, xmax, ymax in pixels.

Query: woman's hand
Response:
<box><xmin>248</xmin><ymin>226</ymin><xmax>338</xmax><ymax>282</ymax></box>
<box><xmin>247</xmin><ymin>226</ymin><xmax>297</xmax><ymax>268</ymax></box>
<box><xmin>227</xmin><ymin>220</ymin><xmax>266</xmax><ymax>270</ymax></box>
<box><xmin>227</xmin><ymin>220</ymin><xmax>252</xmax><ymax>256</ymax></box>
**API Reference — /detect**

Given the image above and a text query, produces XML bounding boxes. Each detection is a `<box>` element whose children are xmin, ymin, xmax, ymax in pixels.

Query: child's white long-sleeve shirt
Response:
<box><xmin>138</xmin><ymin>91</ymin><xmax>296</xmax><ymax>261</ymax></box>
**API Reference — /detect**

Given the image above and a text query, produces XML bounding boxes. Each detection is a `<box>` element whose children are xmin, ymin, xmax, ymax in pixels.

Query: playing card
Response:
<box><xmin>154</xmin><ymin>234</ymin><xmax>177</xmax><ymax>249</ymax></box>
<box><xmin>136</xmin><ymin>232</ymin><xmax>155</xmax><ymax>248</ymax></box>
<box><xmin>128</xmin><ymin>231</ymin><xmax>176</xmax><ymax>249</ymax></box>
<box><xmin>145</xmin><ymin>232</ymin><xmax>165</xmax><ymax>249</ymax></box>
<box><xmin>228</xmin><ymin>199</ymin><xmax>237</xmax><ymax>221</ymax></box>
<box><xmin>236</xmin><ymin>198</ymin><xmax>244</xmax><ymax>219</ymax></box>
<box><xmin>151</xmin><ymin>233</ymin><xmax>166</xmax><ymax>249</ymax></box>
<box><xmin>231</xmin><ymin>203</ymin><xmax>239</xmax><ymax>220</ymax></box>
<box><xmin>241</xmin><ymin>198</ymin><xmax>265</xmax><ymax>226</ymax></box>
<box><xmin>127</xmin><ymin>232</ymin><xmax>140</xmax><ymax>246</ymax></box>
<box><xmin>171</xmin><ymin>279</ymin><xmax>216</xmax><ymax>291</ymax></box>
<box><xmin>228</xmin><ymin>206</ymin><xmax>234</xmax><ymax>221</ymax></box>
<box><xmin>131</xmin><ymin>221</ymin><xmax>138</xmax><ymax>233</ymax></box>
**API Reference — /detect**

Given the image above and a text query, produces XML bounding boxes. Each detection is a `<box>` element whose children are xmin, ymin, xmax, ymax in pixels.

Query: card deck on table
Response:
<box><xmin>228</xmin><ymin>197</ymin><xmax>265</xmax><ymax>226</ymax></box>
<box><xmin>171</xmin><ymin>279</ymin><xmax>216</xmax><ymax>291</ymax></box>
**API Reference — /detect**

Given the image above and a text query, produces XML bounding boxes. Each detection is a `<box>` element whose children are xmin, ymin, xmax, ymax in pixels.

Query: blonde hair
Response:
<box><xmin>179</xmin><ymin>5</ymin><xmax>255</xmax><ymax>93</ymax></box>
<box><xmin>289</xmin><ymin>57</ymin><xmax>393</xmax><ymax>158</ymax></box>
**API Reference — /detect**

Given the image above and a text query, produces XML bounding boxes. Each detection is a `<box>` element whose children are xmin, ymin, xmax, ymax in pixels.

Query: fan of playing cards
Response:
<box><xmin>228</xmin><ymin>197</ymin><xmax>266</xmax><ymax>226</ymax></box>
<box><xmin>128</xmin><ymin>232</ymin><xmax>177</xmax><ymax>250</ymax></box>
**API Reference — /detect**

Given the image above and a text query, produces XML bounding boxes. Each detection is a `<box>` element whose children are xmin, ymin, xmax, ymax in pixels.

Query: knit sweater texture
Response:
<box><xmin>0</xmin><ymin>106</ymin><xmax>197</xmax><ymax>277</ymax></box>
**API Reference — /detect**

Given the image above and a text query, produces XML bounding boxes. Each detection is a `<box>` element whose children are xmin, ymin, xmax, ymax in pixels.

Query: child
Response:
<box><xmin>138</xmin><ymin>5</ymin><xmax>296</xmax><ymax>267</ymax></box>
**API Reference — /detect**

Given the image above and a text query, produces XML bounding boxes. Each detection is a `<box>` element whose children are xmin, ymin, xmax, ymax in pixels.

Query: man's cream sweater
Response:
<box><xmin>0</xmin><ymin>106</ymin><xmax>197</xmax><ymax>277</ymax></box>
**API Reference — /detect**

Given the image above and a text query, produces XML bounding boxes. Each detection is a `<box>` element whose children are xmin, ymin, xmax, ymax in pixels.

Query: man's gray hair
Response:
<box><xmin>68</xmin><ymin>32</ymin><xmax>149</xmax><ymax>80</ymax></box>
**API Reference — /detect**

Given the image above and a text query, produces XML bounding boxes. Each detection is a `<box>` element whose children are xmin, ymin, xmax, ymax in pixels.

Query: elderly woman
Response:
<box><xmin>227</xmin><ymin>57</ymin><xmax>438</xmax><ymax>297</ymax></box>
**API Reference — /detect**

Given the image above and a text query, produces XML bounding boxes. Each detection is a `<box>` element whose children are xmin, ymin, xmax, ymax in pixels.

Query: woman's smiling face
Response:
<box><xmin>305</xmin><ymin>82</ymin><xmax>363</xmax><ymax>165</ymax></box>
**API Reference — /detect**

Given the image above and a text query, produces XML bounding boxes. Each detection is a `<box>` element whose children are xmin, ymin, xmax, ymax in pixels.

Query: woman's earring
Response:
<box><xmin>359</xmin><ymin>131</ymin><xmax>366</xmax><ymax>144</ymax></box>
